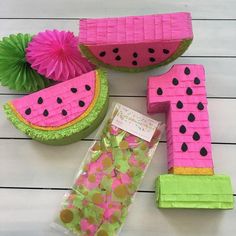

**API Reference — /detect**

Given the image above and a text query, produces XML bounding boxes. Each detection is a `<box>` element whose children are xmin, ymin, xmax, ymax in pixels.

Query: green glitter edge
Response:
<box><xmin>79</xmin><ymin>39</ymin><xmax>192</xmax><ymax>73</ymax></box>
<box><xmin>3</xmin><ymin>69</ymin><xmax>109</xmax><ymax>145</ymax></box>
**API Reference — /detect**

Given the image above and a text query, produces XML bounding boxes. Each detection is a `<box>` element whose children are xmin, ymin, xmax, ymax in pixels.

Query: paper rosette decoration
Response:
<box><xmin>0</xmin><ymin>33</ymin><xmax>51</xmax><ymax>92</ymax></box>
<box><xmin>26</xmin><ymin>30</ymin><xmax>95</xmax><ymax>82</ymax></box>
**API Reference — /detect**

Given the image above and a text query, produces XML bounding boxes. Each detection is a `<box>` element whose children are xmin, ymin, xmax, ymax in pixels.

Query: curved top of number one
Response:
<box><xmin>147</xmin><ymin>64</ymin><xmax>234</xmax><ymax>209</ymax></box>
<box><xmin>78</xmin><ymin>12</ymin><xmax>193</xmax><ymax>72</ymax></box>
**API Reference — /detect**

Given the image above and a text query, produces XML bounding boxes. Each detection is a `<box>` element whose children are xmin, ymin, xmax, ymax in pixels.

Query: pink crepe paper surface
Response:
<box><xmin>147</xmin><ymin>64</ymin><xmax>213</xmax><ymax>170</ymax></box>
<box><xmin>26</xmin><ymin>30</ymin><xmax>95</xmax><ymax>82</ymax></box>
<box><xmin>79</xmin><ymin>12</ymin><xmax>193</xmax><ymax>44</ymax></box>
<box><xmin>12</xmin><ymin>70</ymin><xmax>96</xmax><ymax>127</ymax></box>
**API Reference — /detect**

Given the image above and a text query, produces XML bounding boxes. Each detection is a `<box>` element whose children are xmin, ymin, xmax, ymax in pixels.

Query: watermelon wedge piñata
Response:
<box><xmin>4</xmin><ymin>69</ymin><xmax>109</xmax><ymax>145</ymax></box>
<box><xmin>79</xmin><ymin>12</ymin><xmax>193</xmax><ymax>72</ymax></box>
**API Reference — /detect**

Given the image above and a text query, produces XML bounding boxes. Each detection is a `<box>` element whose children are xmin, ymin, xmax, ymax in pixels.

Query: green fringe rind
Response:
<box><xmin>0</xmin><ymin>33</ymin><xmax>52</xmax><ymax>92</ymax></box>
<box><xmin>3</xmin><ymin>69</ymin><xmax>109</xmax><ymax>145</ymax></box>
<box><xmin>79</xmin><ymin>39</ymin><xmax>192</xmax><ymax>73</ymax></box>
<box><xmin>156</xmin><ymin>174</ymin><xmax>234</xmax><ymax>209</ymax></box>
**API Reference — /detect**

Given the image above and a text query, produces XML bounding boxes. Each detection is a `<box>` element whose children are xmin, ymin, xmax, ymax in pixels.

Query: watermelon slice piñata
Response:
<box><xmin>3</xmin><ymin>69</ymin><xmax>109</xmax><ymax>145</ymax></box>
<box><xmin>79</xmin><ymin>12</ymin><xmax>193</xmax><ymax>72</ymax></box>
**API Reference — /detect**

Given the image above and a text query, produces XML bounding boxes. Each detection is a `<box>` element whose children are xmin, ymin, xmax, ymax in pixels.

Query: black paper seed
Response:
<box><xmin>148</xmin><ymin>48</ymin><xmax>155</xmax><ymax>53</ymax></box>
<box><xmin>156</xmin><ymin>88</ymin><xmax>163</xmax><ymax>95</ymax></box>
<box><xmin>172</xmin><ymin>78</ymin><xmax>179</xmax><ymax>86</ymax></box>
<box><xmin>184</xmin><ymin>67</ymin><xmax>191</xmax><ymax>75</ymax></box>
<box><xmin>62</xmin><ymin>109</ymin><xmax>67</xmax><ymax>116</ymax></box>
<box><xmin>99</xmin><ymin>51</ymin><xmax>106</xmax><ymax>57</ymax></box>
<box><xmin>194</xmin><ymin>77</ymin><xmax>201</xmax><ymax>85</ymax></box>
<box><xmin>85</xmin><ymin>85</ymin><xmax>91</xmax><ymax>91</ymax></box>
<box><xmin>188</xmin><ymin>113</ymin><xmax>195</xmax><ymax>122</ymax></box>
<box><xmin>79</xmin><ymin>100</ymin><xmax>85</xmax><ymax>107</ymax></box>
<box><xmin>37</xmin><ymin>97</ymin><xmax>43</xmax><ymax>104</ymax></box>
<box><xmin>149</xmin><ymin>57</ymin><xmax>156</xmax><ymax>62</ymax></box>
<box><xmin>71</xmin><ymin>88</ymin><xmax>77</xmax><ymax>93</ymax></box>
<box><xmin>186</xmin><ymin>87</ymin><xmax>193</xmax><ymax>95</ymax></box>
<box><xmin>197</xmin><ymin>102</ymin><xmax>204</xmax><ymax>110</ymax></box>
<box><xmin>163</xmin><ymin>49</ymin><xmax>169</xmax><ymax>54</ymax></box>
<box><xmin>176</xmin><ymin>101</ymin><xmax>183</xmax><ymax>109</ymax></box>
<box><xmin>133</xmin><ymin>52</ymin><xmax>138</xmax><ymax>58</ymax></box>
<box><xmin>181</xmin><ymin>143</ymin><xmax>188</xmax><ymax>152</ymax></box>
<box><xmin>113</xmin><ymin>48</ymin><xmax>119</xmax><ymax>53</ymax></box>
<box><xmin>115</xmin><ymin>55</ymin><xmax>121</xmax><ymax>61</ymax></box>
<box><xmin>179</xmin><ymin>125</ymin><xmax>187</xmax><ymax>134</ymax></box>
<box><xmin>132</xmin><ymin>61</ymin><xmax>138</xmax><ymax>66</ymax></box>
<box><xmin>57</xmin><ymin>97</ymin><xmax>62</xmax><ymax>104</ymax></box>
<box><xmin>25</xmin><ymin>108</ymin><xmax>31</xmax><ymax>115</ymax></box>
<box><xmin>193</xmin><ymin>132</ymin><xmax>200</xmax><ymax>141</ymax></box>
<box><xmin>43</xmin><ymin>109</ymin><xmax>49</xmax><ymax>117</ymax></box>
<box><xmin>200</xmin><ymin>147</ymin><xmax>208</xmax><ymax>156</ymax></box>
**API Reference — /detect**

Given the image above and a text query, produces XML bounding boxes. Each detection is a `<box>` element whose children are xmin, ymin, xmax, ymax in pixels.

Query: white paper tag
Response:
<box><xmin>112</xmin><ymin>104</ymin><xmax>159</xmax><ymax>142</ymax></box>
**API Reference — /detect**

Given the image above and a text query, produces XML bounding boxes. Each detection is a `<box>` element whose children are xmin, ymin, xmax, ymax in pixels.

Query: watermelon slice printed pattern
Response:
<box><xmin>86</xmin><ymin>42</ymin><xmax>180</xmax><ymax>68</ymax></box>
<box><xmin>147</xmin><ymin>64</ymin><xmax>214</xmax><ymax>175</ymax></box>
<box><xmin>11</xmin><ymin>71</ymin><xmax>96</xmax><ymax>127</ymax></box>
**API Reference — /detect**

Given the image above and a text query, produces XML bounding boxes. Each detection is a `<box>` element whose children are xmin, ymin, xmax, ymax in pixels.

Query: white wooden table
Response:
<box><xmin>0</xmin><ymin>1</ymin><xmax>236</xmax><ymax>235</ymax></box>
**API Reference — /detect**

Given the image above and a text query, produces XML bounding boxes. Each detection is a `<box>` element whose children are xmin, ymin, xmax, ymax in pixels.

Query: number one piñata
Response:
<box><xmin>147</xmin><ymin>64</ymin><xmax>234</xmax><ymax>209</ymax></box>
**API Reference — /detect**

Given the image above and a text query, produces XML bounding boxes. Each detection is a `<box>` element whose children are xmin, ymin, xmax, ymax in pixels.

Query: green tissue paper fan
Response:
<box><xmin>0</xmin><ymin>33</ymin><xmax>52</xmax><ymax>92</ymax></box>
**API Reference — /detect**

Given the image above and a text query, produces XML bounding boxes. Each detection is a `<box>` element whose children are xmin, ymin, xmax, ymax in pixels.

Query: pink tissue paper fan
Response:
<box><xmin>26</xmin><ymin>30</ymin><xmax>95</xmax><ymax>82</ymax></box>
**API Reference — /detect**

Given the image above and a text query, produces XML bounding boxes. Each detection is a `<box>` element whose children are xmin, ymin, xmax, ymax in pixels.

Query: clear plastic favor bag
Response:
<box><xmin>53</xmin><ymin>103</ymin><xmax>164</xmax><ymax>236</ymax></box>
